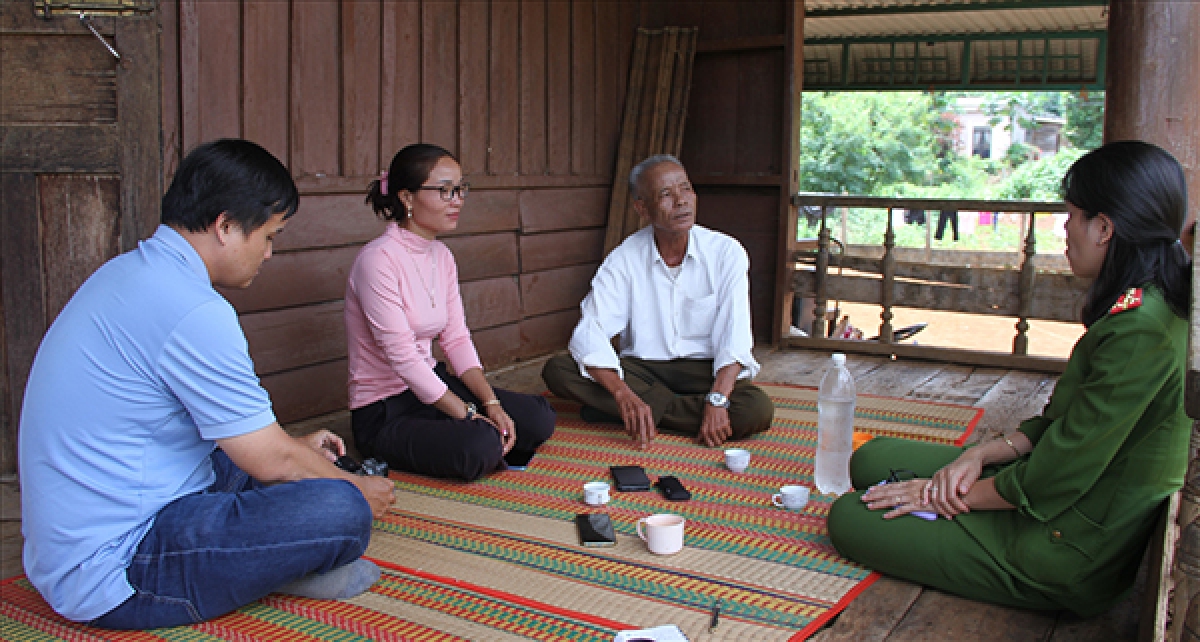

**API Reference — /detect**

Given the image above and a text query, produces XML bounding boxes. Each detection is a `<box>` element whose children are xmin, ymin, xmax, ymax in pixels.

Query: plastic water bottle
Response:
<box><xmin>815</xmin><ymin>353</ymin><xmax>856</xmax><ymax>496</ymax></box>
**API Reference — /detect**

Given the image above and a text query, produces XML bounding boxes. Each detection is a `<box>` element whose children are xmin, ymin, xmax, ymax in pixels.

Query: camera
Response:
<box><xmin>358</xmin><ymin>458</ymin><xmax>389</xmax><ymax>477</ymax></box>
<box><xmin>335</xmin><ymin>455</ymin><xmax>389</xmax><ymax>477</ymax></box>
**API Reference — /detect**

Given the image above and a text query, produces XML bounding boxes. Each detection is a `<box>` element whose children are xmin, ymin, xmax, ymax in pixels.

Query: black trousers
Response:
<box><xmin>351</xmin><ymin>363</ymin><xmax>556</xmax><ymax>482</ymax></box>
<box><xmin>935</xmin><ymin>209</ymin><xmax>959</xmax><ymax>241</ymax></box>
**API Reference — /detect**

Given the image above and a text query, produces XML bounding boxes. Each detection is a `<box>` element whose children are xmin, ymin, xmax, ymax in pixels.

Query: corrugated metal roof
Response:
<box><xmin>798</xmin><ymin>1</ymin><xmax>1108</xmax><ymax>89</ymax></box>
<box><xmin>805</xmin><ymin>1</ymin><xmax>1107</xmax><ymax>40</ymax></box>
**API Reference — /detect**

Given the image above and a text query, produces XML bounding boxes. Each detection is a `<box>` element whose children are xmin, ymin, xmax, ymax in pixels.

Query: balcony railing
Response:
<box><xmin>781</xmin><ymin>193</ymin><xmax>1087</xmax><ymax>373</ymax></box>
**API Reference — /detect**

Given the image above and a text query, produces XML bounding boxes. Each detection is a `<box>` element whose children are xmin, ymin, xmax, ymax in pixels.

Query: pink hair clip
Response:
<box><xmin>380</xmin><ymin>171</ymin><xmax>389</xmax><ymax>195</ymax></box>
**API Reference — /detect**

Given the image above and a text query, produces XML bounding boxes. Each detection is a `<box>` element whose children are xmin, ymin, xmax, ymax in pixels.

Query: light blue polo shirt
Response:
<box><xmin>18</xmin><ymin>225</ymin><xmax>276</xmax><ymax>621</ymax></box>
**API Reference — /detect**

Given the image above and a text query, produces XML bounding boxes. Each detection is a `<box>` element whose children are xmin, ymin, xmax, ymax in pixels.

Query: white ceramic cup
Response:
<box><xmin>771</xmin><ymin>484</ymin><xmax>811</xmax><ymax>511</ymax></box>
<box><xmin>724</xmin><ymin>448</ymin><xmax>751</xmax><ymax>473</ymax></box>
<box><xmin>583</xmin><ymin>481</ymin><xmax>611</xmax><ymax>506</ymax></box>
<box><xmin>636</xmin><ymin>513</ymin><xmax>686</xmax><ymax>555</ymax></box>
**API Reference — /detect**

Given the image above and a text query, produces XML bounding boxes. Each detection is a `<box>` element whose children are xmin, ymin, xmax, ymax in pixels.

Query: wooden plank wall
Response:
<box><xmin>160</xmin><ymin>0</ymin><xmax>648</xmax><ymax>425</ymax></box>
<box><xmin>643</xmin><ymin>1</ymin><xmax>790</xmax><ymax>340</ymax></box>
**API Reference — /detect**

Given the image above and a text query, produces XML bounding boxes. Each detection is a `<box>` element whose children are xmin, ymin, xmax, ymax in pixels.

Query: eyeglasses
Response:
<box><xmin>886</xmin><ymin>468</ymin><xmax>918</xmax><ymax>483</ymax></box>
<box><xmin>416</xmin><ymin>182</ymin><xmax>470</xmax><ymax>202</ymax></box>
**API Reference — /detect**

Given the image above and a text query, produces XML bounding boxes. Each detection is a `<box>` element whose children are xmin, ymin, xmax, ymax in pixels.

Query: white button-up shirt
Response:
<box><xmin>569</xmin><ymin>224</ymin><xmax>760</xmax><ymax>381</ymax></box>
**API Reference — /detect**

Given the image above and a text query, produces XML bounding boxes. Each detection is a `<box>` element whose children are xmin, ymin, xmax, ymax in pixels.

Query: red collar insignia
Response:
<box><xmin>1109</xmin><ymin>288</ymin><xmax>1143</xmax><ymax>315</ymax></box>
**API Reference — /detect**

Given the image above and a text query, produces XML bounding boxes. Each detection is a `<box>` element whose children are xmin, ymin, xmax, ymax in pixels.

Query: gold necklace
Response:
<box><xmin>403</xmin><ymin>246</ymin><xmax>437</xmax><ymax>308</ymax></box>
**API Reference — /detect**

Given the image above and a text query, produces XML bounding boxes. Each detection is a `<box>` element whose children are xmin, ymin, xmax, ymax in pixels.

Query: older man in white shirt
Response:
<box><xmin>542</xmin><ymin>155</ymin><xmax>774</xmax><ymax>449</ymax></box>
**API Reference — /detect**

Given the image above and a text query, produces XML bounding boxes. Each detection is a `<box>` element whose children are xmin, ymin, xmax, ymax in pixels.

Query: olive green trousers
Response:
<box><xmin>827</xmin><ymin>437</ymin><xmax>1063</xmax><ymax>612</ymax></box>
<box><xmin>540</xmin><ymin>354</ymin><xmax>774</xmax><ymax>440</ymax></box>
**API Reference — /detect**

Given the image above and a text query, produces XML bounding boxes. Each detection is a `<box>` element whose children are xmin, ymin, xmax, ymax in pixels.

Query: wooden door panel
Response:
<box><xmin>0</xmin><ymin>281</ymin><xmax>7</xmax><ymax>479</ymax></box>
<box><xmin>1</xmin><ymin>34</ymin><xmax>117</xmax><ymax>124</ymax></box>
<box><xmin>0</xmin><ymin>172</ymin><xmax>44</xmax><ymax>478</ymax></box>
<box><xmin>38</xmin><ymin>175</ymin><xmax>121</xmax><ymax>323</ymax></box>
<box><xmin>0</xmin><ymin>0</ymin><xmax>160</xmax><ymax>477</ymax></box>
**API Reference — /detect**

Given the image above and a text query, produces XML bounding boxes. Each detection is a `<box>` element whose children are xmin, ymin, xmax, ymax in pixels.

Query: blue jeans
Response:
<box><xmin>90</xmin><ymin>450</ymin><xmax>374</xmax><ymax>629</ymax></box>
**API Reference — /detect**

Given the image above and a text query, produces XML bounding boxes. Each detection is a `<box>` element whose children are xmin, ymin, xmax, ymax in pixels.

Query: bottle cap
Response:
<box><xmin>831</xmin><ymin>353</ymin><xmax>846</xmax><ymax>365</ymax></box>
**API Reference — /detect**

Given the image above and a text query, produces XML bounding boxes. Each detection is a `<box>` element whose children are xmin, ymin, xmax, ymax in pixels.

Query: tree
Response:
<box><xmin>1064</xmin><ymin>90</ymin><xmax>1104</xmax><ymax>150</ymax></box>
<box><xmin>799</xmin><ymin>92</ymin><xmax>944</xmax><ymax>196</ymax></box>
<box><xmin>995</xmin><ymin>147</ymin><xmax>1086</xmax><ymax>200</ymax></box>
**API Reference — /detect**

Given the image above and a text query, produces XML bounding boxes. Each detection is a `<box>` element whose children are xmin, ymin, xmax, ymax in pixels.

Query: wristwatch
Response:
<box><xmin>705</xmin><ymin>392</ymin><xmax>730</xmax><ymax>409</ymax></box>
<box><xmin>463</xmin><ymin>402</ymin><xmax>479</xmax><ymax>421</ymax></box>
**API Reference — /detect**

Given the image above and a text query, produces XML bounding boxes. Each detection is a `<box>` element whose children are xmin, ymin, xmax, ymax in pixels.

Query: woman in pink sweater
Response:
<box><xmin>345</xmin><ymin>144</ymin><xmax>555</xmax><ymax>481</ymax></box>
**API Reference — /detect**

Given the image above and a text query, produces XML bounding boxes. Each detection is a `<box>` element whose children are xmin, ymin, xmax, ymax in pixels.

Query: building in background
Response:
<box><xmin>952</xmin><ymin>96</ymin><xmax>1064</xmax><ymax>161</ymax></box>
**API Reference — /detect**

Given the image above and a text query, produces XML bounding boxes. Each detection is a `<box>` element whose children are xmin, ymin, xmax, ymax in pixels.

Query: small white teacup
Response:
<box><xmin>724</xmin><ymin>448</ymin><xmax>751</xmax><ymax>473</ymax></box>
<box><xmin>771</xmin><ymin>484</ymin><xmax>811</xmax><ymax>511</ymax></box>
<box><xmin>636</xmin><ymin>513</ymin><xmax>686</xmax><ymax>555</ymax></box>
<box><xmin>583</xmin><ymin>481</ymin><xmax>611</xmax><ymax>506</ymax></box>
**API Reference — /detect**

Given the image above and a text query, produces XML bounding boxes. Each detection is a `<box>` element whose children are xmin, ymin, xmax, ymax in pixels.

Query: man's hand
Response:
<box><xmin>613</xmin><ymin>387</ymin><xmax>656</xmax><ymax>449</ymax></box>
<box><xmin>219</xmin><ymin>424</ymin><xmax>394</xmax><ymax>519</ymax></box>
<box><xmin>302</xmin><ymin>429</ymin><xmax>346</xmax><ymax>463</ymax></box>
<box><xmin>586</xmin><ymin>366</ymin><xmax>657</xmax><ymax>450</ymax></box>
<box><xmin>352</xmin><ymin>475</ymin><xmax>396</xmax><ymax>518</ymax></box>
<box><xmin>697</xmin><ymin>405</ymin><xmax>732</xmax><ymax>447</ymax></box>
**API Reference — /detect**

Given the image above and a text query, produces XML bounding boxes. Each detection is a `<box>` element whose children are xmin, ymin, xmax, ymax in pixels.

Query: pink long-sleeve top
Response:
<box><xmin>345</xmin><ymin>223</ymin><xmax>482</xmax><ymax>409</ymax></box>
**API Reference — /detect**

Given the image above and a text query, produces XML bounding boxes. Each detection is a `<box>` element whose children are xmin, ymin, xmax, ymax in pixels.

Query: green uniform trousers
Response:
<box><xmin>541</xmin><ymin>354</ymin><xmax>774</xmax><ymax>440</ymax></box>
<box><xmin>828</xmin><ymin>437</ymin><xmax>1065</xmax><ymax>613</ymax></box>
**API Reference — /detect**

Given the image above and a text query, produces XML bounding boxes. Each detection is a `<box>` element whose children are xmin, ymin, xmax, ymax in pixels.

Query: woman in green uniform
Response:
<box><xmin>827</xmin><ymin>140</ymin><xmax>1193</xmax><ymax>616</ymax></box>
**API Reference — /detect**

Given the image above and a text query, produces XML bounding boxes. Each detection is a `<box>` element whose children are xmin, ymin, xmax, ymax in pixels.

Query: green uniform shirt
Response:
<box><xmin>977</xmin><ymin>287</ymin><xmax>1189</xmax><ymax>613</ymax></box>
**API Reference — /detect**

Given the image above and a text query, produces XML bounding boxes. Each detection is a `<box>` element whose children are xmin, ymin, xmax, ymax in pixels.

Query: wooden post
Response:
<box><xmin>1013</xmin><ymin>212</ymin><xmax>1036</xmax><ymax>355</ymax></box>
<box><xmin>1106</xmin><ymin>2</ymin><xmax>1200</xmax><ymax>638</ymax></box>
<box><xmin>773</xmin><ymin>0</ymin><xmax>805</xmax><ymax>347</ymax></box>
<box><xmin>1106</xmin><ymin>0</ymin><xmax>1200</xmax><ymax>407</ymax></box>
<box><xmin>1105</xmin><ymin>0</ymin><xmax>1200</xmax><ymax>243</ymax></box>
<box><xmin>925</xmin><ymin>208</ymin><xmax>933</xmax><ymax>264</ymax></box>
<box><xmin>813</xmin><ymin>207</ymin><xmax>830</xmax><ymax>339</ymax></box>
<box><xmin>840</xmin><ymin>206</ymin><xmax>849</xmax><ymax>248</ymax></box>
<box><xmin>779</xmin><ymin>204</ymin><xmax>799</xmax><ymax>342</ymax></box>
<box><xmin>879</xmin><ymin>207</ymin><xmax>896</xmax><ymax>344</ymax></box>
<box><xmin>1104</xmin><ymin>3</ymin><xmax>1200</xmax><ymax>638</ymax></box>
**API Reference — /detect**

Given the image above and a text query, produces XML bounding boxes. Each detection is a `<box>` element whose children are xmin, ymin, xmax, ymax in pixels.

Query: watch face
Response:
<box><xmin>706</xmin><ymin>392</ymin><xmax>730</xmax><ymax>408</ymax></box>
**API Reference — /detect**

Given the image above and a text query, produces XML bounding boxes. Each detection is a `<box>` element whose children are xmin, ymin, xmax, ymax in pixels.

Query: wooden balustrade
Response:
<box><xmin>1162</xmin><ymin>232</ymin><xmax>1200</xmax><ymax>642</ymax></box>
<box><xmin>782</xmin><ymin>193</ymin><xmax>1081</xmax><ymax>373</ymax></box>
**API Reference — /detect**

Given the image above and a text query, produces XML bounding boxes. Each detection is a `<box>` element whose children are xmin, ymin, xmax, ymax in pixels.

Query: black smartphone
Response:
<box><xmin>656</xmin><ymin>475</ymin><xmax>692</xmax><ymax>501</ymax></box>
<box><xmin>610</xmin><ymin>465</ymin><xmax>652</xmax><ymax>492</ymax></box>
<box><xmin>505</xmin><ymin>450</ymin><xmax>535</xmax><ymax>471</ymax></box>
<box><xmin>575</xmin><ymin>513</ymin><xmax>617</xmax><ymax>547</ymax></box>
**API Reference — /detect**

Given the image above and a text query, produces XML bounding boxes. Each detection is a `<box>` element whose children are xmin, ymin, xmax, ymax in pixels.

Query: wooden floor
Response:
<box><xmin>0</xmin><ymin>346</ymin><xmax>1143</xmax><ymax>640</ymax></box>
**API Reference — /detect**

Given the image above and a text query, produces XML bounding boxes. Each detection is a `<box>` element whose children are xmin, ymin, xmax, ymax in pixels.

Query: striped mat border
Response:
<box><xmin>1</xmin><ymin>566</ymin><xmax>626</xmax><ymax>642</ymax></box>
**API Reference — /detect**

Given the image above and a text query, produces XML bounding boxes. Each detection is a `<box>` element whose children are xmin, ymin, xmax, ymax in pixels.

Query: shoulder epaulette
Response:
<box><xmin>1108</xmin><ymin>288</ymin><xmax>1143</xmax><ymax>315</ymax></box>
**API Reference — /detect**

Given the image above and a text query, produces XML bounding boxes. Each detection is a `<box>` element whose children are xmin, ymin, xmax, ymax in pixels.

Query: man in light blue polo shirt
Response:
<box><xmin>19</xmin><ymin>139</ymin><xmax>396</xmax><ymax>629</ymax></box>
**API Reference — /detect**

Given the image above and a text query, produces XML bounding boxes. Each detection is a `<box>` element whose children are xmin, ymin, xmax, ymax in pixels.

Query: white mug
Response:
<box><xmin>771</xmin><ymin>485</ymin><xmax>811</xmax><ymax>511</ymax></box>
<box><xmin>636</xmin><ymin>513</ymin><xmax>685</xmax><ymax>555</ymax></box>
<box><xmin>724</xmin><ymin>448</ymin><xmax>751</xmax><ymax>473</ymax></box>
<box><xmin>583</xmin><ymin>481</ymin><xmax>610</xmax><ymax>506</ymax></box>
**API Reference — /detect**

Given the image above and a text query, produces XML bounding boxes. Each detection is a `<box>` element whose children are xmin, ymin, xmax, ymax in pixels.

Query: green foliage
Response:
<box><xmin>799</xmin><ymin>90</ymin><xmax>1101</xmax><ymax>201</ymax></box>
<box><xmin>1064</xmin><ymin>91</ymin><xmax>1104</xmax><ymax>150</ymax></box>
<box><xmin>799</xmin><ymin>92</ymin><xmax>944</xmax><ymax>196</ymax></box>
<box><xmin>794</xmin><ymin>90</ymin><xmax>1097</xmax><ymax>255</ymax></box>
<box><xmin>995</xmin><ymin>147</ymin><xmax>1086</xmax><ymax>200</ymax></box>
